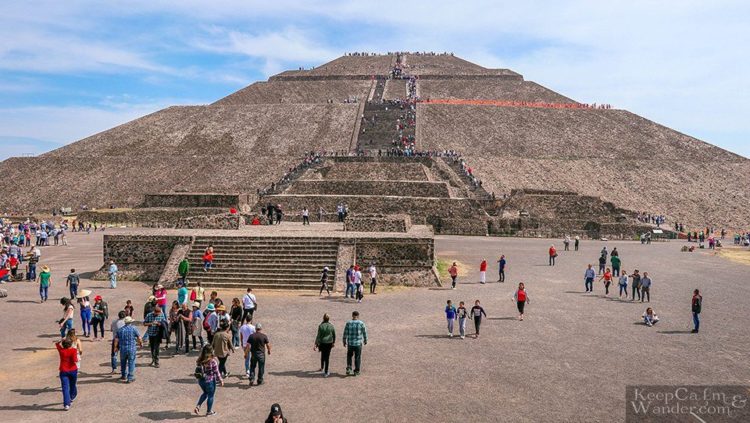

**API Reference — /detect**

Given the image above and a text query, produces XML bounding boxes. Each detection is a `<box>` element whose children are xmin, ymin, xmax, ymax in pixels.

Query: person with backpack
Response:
<box><xmin>242</xmin><ymin>288</ymin><xmax>257</xmax><ymax>321</ymax></box>
<box><xmin>513</xmin><ymin>283</ymin><xmax>530</xmax><ymax>321</ymax></box>
<box><xmin>66</xmin><ymin>269</ymin><xmax>80</xmax><ymax>299</ymax></box>
<box><xmin>194</xmin><ymin>345</ymin><xmax>223</xmax><ymax>416</ymax></box>
<box><xmin>445</xmin><ymin>300</ymin><xmax>457</xmax><ymax>337</ymax></box>
<box><xmin>191</xmin><ymin>281</ymin><xmax>205</xmax><ymax>305</ymax></box>
<box><xmin>691</xmin><ymin>289</ymin><xmax>702</xmax><ymax>333</ymax></box>
<box><xmin>91</xmin><ymin>295</ymin><xmax>109</xmax><ymax>340</ymax></box>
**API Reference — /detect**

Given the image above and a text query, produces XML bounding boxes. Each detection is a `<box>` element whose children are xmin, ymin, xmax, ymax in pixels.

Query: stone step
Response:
<box><xmin>185</xmin><ymin>258</ymin><xmax>336</xmax><ymax>265</ymax></box>
<box><xmin>194</xmin><ymin>282</ymin><xmax>322</xmax><ymax>290</ymax></box>
<box><xmin>187</xmin><ymin>268</ymin><xmax>333</xmax><ymax>276</ymax></box>
<box><xmin>190</xmin><ymin>244</ymin><xmax>339</xmax><ymax>250</ymax></box>
<box><xmin>188</xmin><ymin>275</ymin><xmax>328</xmax><ymax>284</ymax></box>
<box><xmin>187</xmin><ymin>253</ymin><xmax>337</xmax><ymax>260</ymax></box>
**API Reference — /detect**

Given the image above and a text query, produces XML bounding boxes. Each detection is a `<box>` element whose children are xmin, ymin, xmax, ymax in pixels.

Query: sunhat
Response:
<box><xmin>77</xmin><ymin>289</ymin><xmax>92</xmax><ymax>299</ymax></box>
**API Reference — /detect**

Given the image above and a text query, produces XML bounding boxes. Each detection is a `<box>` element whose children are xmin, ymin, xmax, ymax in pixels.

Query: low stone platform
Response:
<box><xmin>99</xmin><ymin>223</ymin><xmax>437</xmax><ymax>290</ymax></box>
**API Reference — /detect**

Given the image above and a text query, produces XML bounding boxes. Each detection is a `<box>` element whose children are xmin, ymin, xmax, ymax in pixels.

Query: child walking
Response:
<box><xmin>618</xmin><ymin>270</ymin><xmax>629</xmax><ymax>299</ymax></box>
<box><xmin>457</xmin><ymin>301</ymin><xmax>468</xmax><ymax>339</ymax></box>
<box><xmin>470</xmin><ymin>300</ymin><xmax>486</xmax><ymax>338</ymax></box>
<box><xmin>445</xmin><ymin>300</ymin><xmax>457</xmax><ymax>337</ymax></box>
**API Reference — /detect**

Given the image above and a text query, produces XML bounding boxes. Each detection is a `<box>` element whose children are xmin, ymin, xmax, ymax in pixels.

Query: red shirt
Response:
<box><xmin>480</xmin><ymin>261</ymin><xmax>487</xmax><ymax>271</ymax></box>
<box><xmin>8</xmin><ymin>256</ymin><xmax>18</xmax><ymax>268</ymax></box>
<box><xmin>203</xmin><ymin>252</ymin><xmax>213</xmax><ymax>262</ymax></box>
<box><xmin>517</xmin><ymin>289</ymin><xmax>527</xmax><ymax>302</ymax></box>
<box><xmin>56</xmin><ymin>343</ymin><xmax>78</xmax><ymax>372</ymax></box>
<box><xmin>549</xmin><ymin>247</ymin><xmax>556</xmax><ymax>256</ymax></box>
<box><xmin>448</xmin><ymin>266</ymin><xmax>458</xmax><ymax>277</ymax></box>
<box><xmin>603</xmin><ymin>271</ymin><xmax>612</xmax><ymax>282</ymax></box>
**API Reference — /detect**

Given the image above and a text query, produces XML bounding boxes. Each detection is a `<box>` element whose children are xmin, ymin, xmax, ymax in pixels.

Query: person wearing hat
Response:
<box><xmin>248</xmin><ymin>322</ymin><xmax>271</xmax><ymax>386</ymax></box>
<box><xmin>37</xmin><ymin>265</ymin><xmax>52</xmax><ymax>303</ymax></box>
<box><xmin>114</xmin><ymin>316</ymin><xmax>142</xmax><ymax>383</ymax></box>
<box><xmin>191</xmin><ymin>302</ymin><xmax>205</xmax><ymax>350</ymax></box>
<box><xmin>108</xmin><ymin>260</ymin><xmax>118</xmax><ymax>289</ymax></box>
<box><xmin>143</xmin><ymin>306</ymin><xmax>167</xmax><ymax>368</ymax></box>
<box><xmin>204</xmin><ymin>303</ymin><xmax>217</xmax><ymax>344</ymax></box>
<box><xmin>264</xmin><ymin>403</ymin><xmax>287</xmax><ymax>423</ymax></box>
<box><xmin>143</xmin><ymin>295</ymin><xmax>157</xmax><ymax>320</ymax></box>
<box><xmin>91</xmin><ymin>295</ymin><xmax>109</xmax><ymax>341</ymax></box>
<box><xmin>77</xmin><ymin>290</ymin><xmax>92</xmax><ymax>338</ymax></box>
<box><xmin>154</xmin><ymin>284</ymin><xmax>168</xmax><ymax>314</ymax></box>
<box><xmin>109</xmin><ymin>310</ymin><xmax>127</xmax><ymax>373</ymax></box>
<box><xmin>211</xmin><ymin>320</ymin><xmax>234</xmax><ymax>378</ymax></box>
<box><xmin>319</xmin><ymin>266</ymin><xmax>330</xmax><ymax>296</ymax></box>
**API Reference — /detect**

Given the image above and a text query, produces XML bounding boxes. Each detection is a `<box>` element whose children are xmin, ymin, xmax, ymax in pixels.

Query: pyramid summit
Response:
<box><xmin>2</xmin><ymin>52</ymin><xmax>747</xmax><ymax>231</ymax></box>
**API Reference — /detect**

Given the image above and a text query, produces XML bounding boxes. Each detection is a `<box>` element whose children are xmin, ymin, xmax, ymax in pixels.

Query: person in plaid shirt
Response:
<box><xmin>143</xmin><ymin>307</ymin><xmax>167</xmax><ymax>368</ymax></box>
<box><xmin>114</xmin><ymin>317</ymin><xmax>142</xmax><ymax>383</ymax></box>
<box><xmin>343</xmin><ymin>311</ymin><xmax>368</xmax><ymax>376</ymax></box>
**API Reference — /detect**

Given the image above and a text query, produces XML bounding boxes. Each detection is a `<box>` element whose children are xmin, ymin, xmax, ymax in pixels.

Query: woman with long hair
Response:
<box><xmin>59</xmin><ymin>297</ymin><xmax>75</xmax><ymax>338</ymax></box>
<box><xmin>65</xmin><ymin>329</ymin><xmax>83</xmax><ymax>369</ymax></box>
<box><xmin>230</xmin><ymin>298</ymin><xmax>243</xmax><ymax>348</ymax></box>
<box><xmin>194</xmin><ymin>345</ymin><xmax>223</xmax><ymax>416</ymax></box>
<box><xmin>314</xmin><ymin>313</ymin><xmax>335</xmax><ymax>377</ymax></box>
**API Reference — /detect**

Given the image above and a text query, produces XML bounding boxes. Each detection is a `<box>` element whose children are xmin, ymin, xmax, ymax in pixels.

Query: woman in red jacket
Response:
<box><xmin>479</xmin><ymin>259</ymin><xmax>487</xmax><ymax>284</ymax></box>
<box><xmin>548</xmin><ymin>245</ymin><xmax>557</xmax><ymax>266</ymax></box>
<box><xmin>202</xmin><ymin>246</ymin><xmax>214</xmax><ymax>272</ymax></box>
<box><xmin>56</xmin><ymin>338</ymin><xmax>79</xmax><ymax>410</ymax></box>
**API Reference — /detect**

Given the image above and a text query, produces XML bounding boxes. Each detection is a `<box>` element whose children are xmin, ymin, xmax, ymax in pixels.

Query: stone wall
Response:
<box><xmin>355</xmin><ymin>238</ymin><xmax>434</xmax><ymax>269</ymax></box>
<box><xmin>97</xmin><ymin>235</ymin><xmax>193</xmax><ymax>281</ymax></box>
<box><xmin>427</xmin><ymin>217</ymin><xmax>488</xmax><ymax>236</ymax></box>
<box><xmin>344</xmin><ymin>214</ymin><xmax>411</xmax><ymax>232</ymax></box>
<box><xmin>142</xmin><ymin>193</ymin><xmax>249</xmax><ymax>208</ymax></box>
<box><xmin>285</xmin><ymin>180</ymin><xmax>450</xmax><ymax>198</ymax></box>
<box><xmin>78</xmin><ymin>208</ymin><xmax>225</xmax><ymax>226</ymax></box>
<box><xmin>175</xmin><ymin>213</ymin><xmax>242</xmax><ymax>230</ymax></box>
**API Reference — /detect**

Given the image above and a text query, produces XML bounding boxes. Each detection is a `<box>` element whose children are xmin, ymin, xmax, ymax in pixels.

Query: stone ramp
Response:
<box><xmin>186</xmin><ymin>237</ymin><xmax>338</xmax><ymax>290</ymax></box>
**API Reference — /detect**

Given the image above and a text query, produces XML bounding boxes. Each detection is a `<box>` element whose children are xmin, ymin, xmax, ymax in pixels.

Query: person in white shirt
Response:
<box><xmin>239</xmin><ymin>315</ymin><xmax>256</xmax><ymax>377</ymax></box>
<box><xmin>354</xmin><ymin>267</ymin><xmax>363</xmax><ymax>303</ymax></box>
<box><xmin>242</xmin><ymin>288</ymin><xmax>257</xmax><ymax>321</ymax></box>
<box><xmin>301</xmin><ymin>208</ymin><xmax>310</xmax><ymax>225</ymax></box>
<box><xmin>368</xmin><ymin>264</ymin><xmax>378</xmax><ymax>294</ymax></box>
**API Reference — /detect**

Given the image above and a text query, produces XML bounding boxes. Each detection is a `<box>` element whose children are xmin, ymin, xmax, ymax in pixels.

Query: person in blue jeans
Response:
<box><xmin>445</xmin><ymin>300</ymin><xmax>457</xmax><ymax>337</ymax></box>
<box><xmin>56</xmin><ymin>338</ymin><xmax>78</xmax><ymax>410</ymax></box>
<box><xmin>584</xmin><ymin>264</ymin><xmax>595</xmax><ymax>293</ymax></box>
<box><xmin>59</xmin><ymin>298</ymin><xmax>75</xmax><ymax>338</ymax></box>
<box><xmin>114</xmin><ymin>317</ymin><xmax>142</xmax><ymax>382</ymax></box>
<box><xmin>195</xmin><ymin>345</ymin><xmax>224</xmax><ymax>416</ymax></box>
<box><xmin>691</xmin><ymin>289</ymin><xmax>702</xmax><ymax>333</ymax></box>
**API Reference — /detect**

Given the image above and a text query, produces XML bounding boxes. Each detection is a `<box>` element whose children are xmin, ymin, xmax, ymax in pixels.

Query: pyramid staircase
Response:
<box><xmin>185</xmin><ymin>236</ymin><xmax>338</xmax><ymax>290</ymax></box>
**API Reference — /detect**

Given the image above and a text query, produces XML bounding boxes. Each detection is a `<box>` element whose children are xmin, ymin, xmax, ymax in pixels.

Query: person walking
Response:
<box><xmin>497</xmin><ymin>255</ymin><xmax>506</xmax><ymax>282</ymax></box>
<box><xmin>242</xmin><ymin>288</ymin><xmax>257</xmax><ymax>321</ymax></box>
<box><xmin>191</xmin><ymin>281</ymin><xmax>206</xmax><ymax>306</ymax></box>
<box><xmin>194</xmin><ymin>345</ymin><xmax>224</xmax><ymax>417</ymax></box>
<box><xmin>618</xmin><ymin>270</ymin><xmax>629</xmax><ymax>299</ymax></box>
<box><xmin>470</xmin><ymin>300</ymin><xmax>486</xmax><ymax>338</ymax></box>
<box><xmin>445</xmin><ymin>300</ymin><xmax>457</xmax><ymax>337</ymax></box>
<box><xmin>265</xmin><ymin>403</ymin><xmax>288</xmax><ymax>423</ymax></box>
<box><xmin>368</xmin><ymin>263</ymin><xmax>377</xmax><ymax>294</ymax></box>
<box><xmin>548</xmin><ymin>245</ymin><xmax>557</xmax><ymax>266</ymax></box>
<box><xmin>248</xmin><ymin>323</ymin><xmax>271</xmax><ymax>386</ymax></box>
<box><xmin>66</xmin><ymin>269</ymin><xmax>79</xmax><ymax>299</ymax></box>
<box><xmin>178</xmin><ymin>257</ymin><xmax>190</xmax><ymax>286</ymax></box>
<box><xmin>319</xmin><ymin>267</ymin><xmax>331</xmax><ymax>296</ymax></box>
<box><xmin>229</xmin><ymin>298</ymin><xmax>242</xmax><ymax>348</ymax></box>
<box><xmin>563</xmin><ymin>235</ymin><xmax>571</xmax><ymax>251</ymax></box>
<box><xmin>110</xmin><ymin>311</ymin><xmax>127</xmax><ymax>373</ymax></box>
<box><xmin>38</xmin><ymin>265</ymin><xmax>51</xmax><ymax>303</ymax></box>
<box><xmin>55</xmin><ymin>338</ymin><xmax>79</xmax><ymax>410</ymax></box>
<box><xmin>598</xmin><ymin>268</ymin><xmax>613</xmax><ymax>296</ymax></box>
<box><xmin>143</xmin><ymin>306</ymin><xmax>167</xmax><ymax>368</ymax></box>
<box><xmin>345</xmin><ymin>265</ymin><xmax>354</xmax><ymax>298</ymax></box>
<box><xmin>91</xmin><ymin>295</ymin><xmax>109</xmax><ymax>340</ymax></box>
<box><xmin>631</xmin><ymin>270</ymin><xmax>642</xmax><ymax>301</ymax></box>
<box><xmin>191</xmin><ymin>302</ymin><xmax>205</xmax><ymax>350</ymax></box>
<box><xmin>574</xmin><ymin>235</ymin><xmax>580</xmax><ymax>251</ymax></box>
<box><xmin>449</xmin><ymin>262</ymin><xmax>458</xmax><ymax>289</ymax></box>
<box><xmin>211</xmin><ymin>320</ymin><xmax>234</xmax><ymax>378</ymax></box>
<box><xmin>107</xmin><ymin>260</ymin><xmax>118</xmax><ymax>289</ymax></box>
<box><xmin>584</xmin><ymin>264</ymin><xmax>595</xmax><ymax>293</ymax></box>
<box><xmin>691</xmin><ymin>289</ymin><xmax>702</xmax><ymax>333</ymax></box>
<box><xmin>597</xmin><ymin>254</ymin><xmax>606</xmax><ymax>275</ymax></box>
<box><xmin>479</xmin><ymin>259</ymin><xmax>487</xmax><ymax>284</ymax></box>
<box><xmin>59</xmin><ymin>297</ymin><xmax>75</xmax><ymax>338</ymax></box>
<box><xmin>640</xmin><ymin>272</ymin><xmax>652</xmax><ymax>302</ymax></box>
<box><xmin>314</xmin><ymin>313</ymin><xmax>335</xmax><ymax>377</ymax></box>
<box><xmin>457</xmin><ymin>301</ymin><xmax>468</xmax><ymax>339</ymax></box>
<box><xmin>353</xmin><ymin>265</ymin><xmax>363</xmax><ymax>303</ymax></box>
<box><xmin>513</xmin><ymin>283</ymin><xmax>529</xmax><ymax>321</ymax></box>
<box><xmin>114</xmin><ymin>316</ymin><xmax>142</xmax><ymax>383</ymax></box>
<box><xmin>239</xmin><ymin>315</ymin><xmax>256</xmax><ymax>378</ymax></box>
<box><xmin>611</xmin><ymin>254</ymin><xmax>621</xmax><ymax>277</ymax></box>
<box><xmin>77</xmin><ymin>291</ymin><xmax>92</xmax><ymax>338</ymax></box>
<box><xmin>343</xmin><ymin>311</ymin><xmax>367</xmax><ymax>376</ymax></box>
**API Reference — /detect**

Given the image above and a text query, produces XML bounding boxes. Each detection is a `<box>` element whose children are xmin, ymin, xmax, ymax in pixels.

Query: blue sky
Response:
<box><xmin>1</xmin><ymin>1</ymin><xmax>748</xmax><ymax>159</ymax></box>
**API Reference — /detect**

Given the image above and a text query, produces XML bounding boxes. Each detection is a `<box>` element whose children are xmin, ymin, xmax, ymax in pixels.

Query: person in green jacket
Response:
<box><xmin>611</xmin><ymin>255</ymin><xmax>622</xmax><ymax>277</ymax></box>
<box><xmin>178</xmin><ymin>258</ymin><xmax>190</xmax><ymax>287</ymax></box>
<box><xmin>314</xmin><ymin>313</ymin><xmax>336</xmax><ymax>377</ymax></box>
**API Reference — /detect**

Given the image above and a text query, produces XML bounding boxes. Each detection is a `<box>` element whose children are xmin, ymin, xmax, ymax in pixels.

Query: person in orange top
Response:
<box><xmin>479</xmin><ymin>259</ymin><xmax>487</xmax><ymax>284</ymax></box>
<box><xmin>202</xmin><ymin>249</ymin><xmax>214</xmax><ymax>272</ymax></box>
<box><xmin>448</xmin><ymin>262</ymin><xmax>458</xmax><ymax>289</ymax></box>
<box><xmin>56</xmin><ymin>339</ymin><xmax>79</xmax><ymax>410</ymax></box>
<box><xmin>599</xmin><ymin>268</ymin><xmax>614</xmax><ymax>296</ymax></box>
<box><xmin>548</xmin><ymin>245</ymin><xmax>557</xmax><ymax>266</ymax></box>
<box><xmin>250</xmin><ymin>216</ymin><xmax>261</xmax><ymax>225</ymax></box>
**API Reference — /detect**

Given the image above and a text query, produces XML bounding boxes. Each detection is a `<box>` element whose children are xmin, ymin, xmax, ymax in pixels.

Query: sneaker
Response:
<box><xmin>449</xmin><ymin>333</ymin><xmax>453</xmax><ymax>337</ymax></box>
<box><xmin>353</xmin><ymin>371</ymin><xmax>360</xmax><ymax>376</ymax></box>
<box><xmin>256</xmin><ymin>381</ymin><xmax>263</xmax><ymax>386</ymax></box>
<box><xmin>346</xmin><ymin>369</ymin><xmax>353</xmax><ymax>376</ymax></box>
<box><xmin>324</xmin><ymin>372</ymin><xmax>330</xmax><ymax>377</ymax></box>
<box><xmin>64</xmin><ymin>405</ymin><xmax>70</xmax><ymax>411</ymax></box>
<box><xmin>460</xmin><ymin>335</ymin><xmax>465</xmax><ymax>339</ymax></box>
<box><xmin>691</xmin><ymin>329</ymin><xmax>699</xmax><ymax>333</ymax></box>
<box><xmin>206</xmin><ymin>411</ymin><xmax>216</xmax><ymax>416</ymax></box>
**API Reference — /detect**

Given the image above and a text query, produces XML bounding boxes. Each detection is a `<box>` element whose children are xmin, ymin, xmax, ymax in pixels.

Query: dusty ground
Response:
<box><xmin>0</xmin><ymin>230</ymin><xmax>748</xmax><ymax>422</ymax></box>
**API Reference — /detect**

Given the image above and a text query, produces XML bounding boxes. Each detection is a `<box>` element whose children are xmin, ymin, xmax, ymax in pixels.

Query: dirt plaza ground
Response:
<box><xmin>0</xmin><ymin>229</ymin><xmax>748</xmax><ymax>422</ymax></box>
